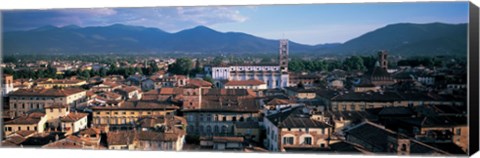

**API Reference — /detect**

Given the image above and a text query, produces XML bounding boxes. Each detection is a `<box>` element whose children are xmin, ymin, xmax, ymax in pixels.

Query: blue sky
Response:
<box><xmin>2</xmin><ymin>2</ymin><xmax>469</xmax><ymax>44</ymax></box>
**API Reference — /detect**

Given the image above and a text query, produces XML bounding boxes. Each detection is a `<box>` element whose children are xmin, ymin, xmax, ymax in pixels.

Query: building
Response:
<box><xmin>344</xmin><ymin>121</ymin><xmax>453</xmax><ymax>155</ymax></box>
<box><xmin>134</xmin><ymin>116</ymin><xmax>187</xmax><ymax>151</ymax></box>
<box><xmin>36</xmin><ymin>79</ymin><xmax>87</xmax><ymax>89</ymax></box>
<box><xmin>107</xmin><ymin>131</ymin><xmax>136</xmax><ymax>150</ymax></box>
<box><xmin>60</xmin><ymin>112</ymin><xmax>88</xmax><ymax>134</ymax></box>
<box><xmin>182</xmin><ymin>89</ymin><xmax>262</xmax><ymax>136</ymax></box>
<box><xmin>330</xmin><ymin>91</ymin><xmax>461</xmax><ymax>112</ymax></box>
<box><xmin>363</xmin><ymin>51</ymin><xmax>395</xmax><ymax>87</ymax></box>
<box><xmin>208</xmin><ymin>39</ymin><xmax>289</xmax><ymax>89</ymax></box>
<box><xmin>264</xmin><ymin>106</ymin><xmax>333</xmax><ymax>152</ymax></box>
<box><xmin>91</xmin><ymin>100</ymin><xmax>179</xmax><ymax>129</ymax></box>
<box><xmin>224</xmin><ymin>79</ymin><xmax>267</xmax><ymax>90</ymax></box>
<box><xmin>200</xmin><ymin>136</ymin><xmax>245</xmax><ymax>150</ymax></box>
<box><xmin>8</xmin><ymin>88</ymin><xmax>87</xmax><ymax>118</ymax></box>
<box><xmin>2</xmin><ymin>74</ymin><xmax>14</xmax><ymax>96</ymax></box>
<box><xmin>3</xmin><ymin>112</ymin><xmax>48</xmax><ymax>136</ymax></box>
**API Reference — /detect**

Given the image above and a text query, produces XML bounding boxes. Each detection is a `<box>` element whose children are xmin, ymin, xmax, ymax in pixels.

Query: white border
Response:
<box><xmin>0</xmin><ymin>0</ymin><xmax>478</xmax><ymax>158</ymax></box>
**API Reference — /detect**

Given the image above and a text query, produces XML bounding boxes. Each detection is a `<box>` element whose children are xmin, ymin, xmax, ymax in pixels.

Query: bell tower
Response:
<box><xmin>279</xmin><ymin>39</ymin><xmax>289</xmax><ymax>72</ymax></box>
<box><xmin>378</xmin><ymin>51</ymin><xmax>388</xmax><ymax>70</ymax></box>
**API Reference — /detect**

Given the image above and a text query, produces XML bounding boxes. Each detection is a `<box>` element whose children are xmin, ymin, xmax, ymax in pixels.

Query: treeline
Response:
<box><xmin>4</xmin><ymin>62</ymin><xmax>161</xmax><ymax>80</ymax></box>
<box><xmin>288</xmin><ymin>56</ymin><xmax>378</xmax><ymax>72</ymax></box>
<box><xmin>397</xmin><ymin>57</ymin><xmax>443</xmax><ymax>67</ymax></box>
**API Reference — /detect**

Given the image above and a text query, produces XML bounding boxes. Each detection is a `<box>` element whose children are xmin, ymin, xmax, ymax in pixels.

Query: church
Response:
<box><xmin>206</xmin><ymin>39</ymin><xmax>290</xmax><ymax>89</ymax></box>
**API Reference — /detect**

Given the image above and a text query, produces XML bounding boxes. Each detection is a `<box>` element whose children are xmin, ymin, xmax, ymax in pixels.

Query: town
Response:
<box><xmin>1</xmin><ymin>39</ymin><xmax>468</xmax><ymax>155</ymax></box>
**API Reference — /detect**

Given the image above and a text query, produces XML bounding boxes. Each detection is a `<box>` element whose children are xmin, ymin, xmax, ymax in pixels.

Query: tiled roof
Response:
<box><xmin>224</xmin><ymin>80</ymin><xmax>265</xmax><ymax>86</ymax></box>
<box><xmin>345</xmin><ymin>121</ymin><xmax>450</xmax><ymax>154</ymax></box>
<box><xmin>136</xmin><ymin>131</ymin><xmax>179</xmax><ymax>142</ymax></box>
<box><xmin>45</xmin><ymin>103</ymin><xmax>68</xmax><ymax>109</ymax></box>
<box><xmin>186</xmin><ymin>79</ymin><xmax>212</xmax><ymax>88</ymax></box>
<box><xmin>212</xmin><ymin>136</ymin><xmax>244</xmax><ymax>143</ymax></box>
<box><xmin>331</xmin><ymin>92</ymin><xmax>403</xmax><ymax>102</ymax></box>
<box><xmin>266</xmin><ymin>98</ymin><xmax>291</xmax><ymax>105</ymax></box>
<box><xmin>60</xmin><ymin>112</ymin><xmax>88</xmax><ymax>122</ymax></box>
<box><xmin>107</xmin><ymin>131</ymin><xmax>135</xmax><ymax>146</ymax></box>
<box><xmin>266</xmin><ymin>106</ymin><xmax>331</xmax><ymax>128</ymax></box>
<box><xmin>92</xmin><ymin>100</ymin><xmax>178</xmax><ymax>111</ymax></box>
<box><xmin>184</xmin><ymin>96</ymin><xmax>260</xmax><ymax>113</ymax></box>
<box><xmin>5</xmin><ymin>112</ymin><xmax>45</xmax><ymax>125</ymax></box>
<box><xmin>9</xmin><ymin>88</ymin><xmax>85</xmax><ymax>97</ymax></box>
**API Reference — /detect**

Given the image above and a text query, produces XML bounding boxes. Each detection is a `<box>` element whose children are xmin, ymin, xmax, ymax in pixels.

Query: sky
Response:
<box><xmin>1</xmin><ymin>2</ymin><xmax>469</xmax><ymax>45</ymax></box>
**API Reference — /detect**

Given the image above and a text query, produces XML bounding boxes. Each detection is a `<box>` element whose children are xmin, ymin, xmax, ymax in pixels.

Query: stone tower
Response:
<box><xmin>378</xmin><ymin>51</ymin><xmax>388</xmax><ymax>70</ymax></box>
<box><xmin>279</xmin><ymin>39</ymin><xmax>289</xmax><ymax>72</ymax></box>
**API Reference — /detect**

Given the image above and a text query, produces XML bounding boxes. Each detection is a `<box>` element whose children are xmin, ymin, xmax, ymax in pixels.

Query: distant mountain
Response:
<box><xmin>324</xmin><ymin>23</ymin><xmax>468</xmax><ymax>56</ymax></box>
<box><xmin>2</xmin><ymin>23</ymin><xmax>468</xmax><ymax>56</ymax></box>
<box><xmin>2</xmin><ymin>24</ymin><xmax>317</xmax><ymax>55</ymax></box>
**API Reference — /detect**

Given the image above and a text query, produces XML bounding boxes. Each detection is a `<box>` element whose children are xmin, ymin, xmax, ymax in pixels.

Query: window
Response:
<box><xmin>214</xmin><ymin>126</ymin><xmax>219</xmax><ymax>133</ymax></box>
<box><xmin>306</xmin><ymin>128</ymin><xmax>309</xmax><ymax>133</ymax></box>
<box><xmin>320</xmin><ymin>144</ymin><xmax>325</xmax><ymax>148</ymax></box>
<box><xmin>122</xmin><ymin>112</ymin><xmax>126</xmax><ymax>115</ymax></box>
<box><xmin>283</xmin><ymin>137</ymin><xmax>294</xmax><ymax>145</ymax></box>
<box><xmin>222</xmin><ymin>116</ymin><xmax>227</xmax><ymax>122</ymax></box>
<box><xmin>322</xmin><ymin>128</ymin><xmax>325</xmax><ymax>135</ymax></box>
<box><xmin>114</xmin><ymin>112</ymin><xmax>118</xmax><ymax>115</ymax></box>
<box><xmin>8</xmin><ymin>127</ymin><xmax>12</xmax><ymax>131</ymax></box>
<box><xmin>304</xmin><ymin>137</ymin><xmax>312</xmax><ymax>145</ymax></box>
<box><xmin>456</xmin><ymin>128</ymin><xmax>461</xmax><ymax>135</ymax></box>
<box><xmin>4</xmin><ymin>127</ymin><xmax>7</xmax><ymax>131</ymax></box>
<box><xmin>18</xmin><ymin>127</ymin><xmax>21</xmax><ymax>131</ymax></box>
<box><xmin>206</xmin><ymin>114</ymin><xmax>212</xmax><ymax>121</ymax></box>
<box><xmin>401</xmin><ymin>144</ymin><xmax>407</xmax><ymax>152</ymax></box>
<box><xmin>288</xmin><ymin>128</ymin><xmax>291</xmax><ymax>131</ymax></box>
<box><xmin>96</xmin><ymin>112</ymin><xmax>101</xmax><ymax>115</ymax></box>
<box><xmin>199</xmin><ymin>114</ymin><xmax>204</xmax><ymax>121</ymax></box>
<box><xmin>13</xmin><ymin>104</ymin><xmax>16</xmax><ymax>108</ymax></box>
<box><xmin>232</xmin><ymin>116</ymin><xmax>237</xmax><ymax>122</ymax></box>
<box><xmin>131</xmin><ymin>112</ymin><xmax>134</xmax><ymax>115</ymax></box>
<box><xmin>50</xmin><ymin>109</ymin><xmax>53</xmax><ymax>112</ymax></box>
<box><xmin>27</xmin><ymin>127</ymin><xmax>30</xmax><ymax>130</ymax></box>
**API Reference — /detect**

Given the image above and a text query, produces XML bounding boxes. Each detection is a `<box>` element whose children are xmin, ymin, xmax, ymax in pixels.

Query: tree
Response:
<box><xmin>168</xmin><ymin>58</ymin><xmax>193</xmax><ymax>75</ymax></box>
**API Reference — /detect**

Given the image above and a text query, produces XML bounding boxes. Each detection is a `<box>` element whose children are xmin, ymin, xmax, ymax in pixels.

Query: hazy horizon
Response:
<box><xmin>2</xmin><ymin>2</ymin><xmax>469</xmax><ymax>44</ymax></box>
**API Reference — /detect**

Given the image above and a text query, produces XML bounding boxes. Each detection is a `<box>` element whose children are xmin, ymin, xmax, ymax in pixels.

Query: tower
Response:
<box><xmin>279</xmin><ymin>39</ymin><xmax>289</xmax><ymax>72</ymax></box>
<box><xmin>378</xmin><ymin>51</ymin><xmax>388</xmax><ymax>69</ymax></box>
<box><xmin>2</xmin><ymin>74</ymin><xmax>13</xmax><ymax>97</ymax></box>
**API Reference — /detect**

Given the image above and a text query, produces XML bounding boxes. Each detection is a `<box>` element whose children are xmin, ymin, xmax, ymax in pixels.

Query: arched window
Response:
<box><xmin>199</xmin><ymin>126</ymin><xmax>204</xmax><ymax>134</ymax></box>
<box><xmin>214</xmin><ymin>125</ymin><xmax>219</xmax><ymax>134</ymax></box>
<box><xmin>221</xmin><ymin>126</ymin><xmax>228</xmax><ymax>134</ymax></box>
<box><xmin>206</xmin><ymin>126</ymin><xmax>212</xmax><ymax>134</ymax></box>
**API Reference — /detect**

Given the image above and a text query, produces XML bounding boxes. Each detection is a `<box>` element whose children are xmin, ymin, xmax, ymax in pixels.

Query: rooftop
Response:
<box><xmin>9</xmin><ymin>88</ymin><xmax>85</xmax><ymax>97</ymax></box>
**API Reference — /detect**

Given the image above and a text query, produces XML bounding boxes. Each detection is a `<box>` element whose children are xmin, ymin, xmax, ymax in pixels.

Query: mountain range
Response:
<box><xmin>2</xmin><ymin>22</ymin><xmax>468</xmax><ymax>56</ymax></box>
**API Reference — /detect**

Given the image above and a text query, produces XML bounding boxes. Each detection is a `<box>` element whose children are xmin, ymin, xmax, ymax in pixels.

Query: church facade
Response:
<box><xmin>207</xmin><ymin>39</ymin><xmax>290</xmax><ymax>89</ymax></box>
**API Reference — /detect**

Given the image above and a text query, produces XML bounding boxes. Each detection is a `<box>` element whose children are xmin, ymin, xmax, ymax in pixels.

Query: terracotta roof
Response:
<box><xmin>5</xmin><ymin>135</ymin><xmax>26</xmax><ymax>145</ymax></box>
<box><xmin>5</xmin><ymin>112</ymin><xmax>45</xmax><ymax>125</ymax></box>
<box><xmin>43</xmin><ymin>135</ymin><xmax>99</xmax><ymax>149</ymax></box>
<box><xmin>9</xmin><ymin>88</ymin><xmax>85</xmax><ymax>97</ymax></box>
<box><xmin>79</xmin><ymin>128</ymin><xmax>102</xmax><ymax>136</ymax></box>
<box><xmin>15</xmin><ymin>130</ymin><xmax>36</xmax><ymax>137</ymax></box>
<box><xmin>184</xmin><ymin>96</ymin><xmax>260</xmax><ymax>113</ymax></box>
<box><xmin>266</xmin><ymin>98</ymin><xmax>291</xmax><ymax>105</ymax></box>
<box><xmin>45</xmin><ymin>103</ymin><xmax>68</xmax><ymax>109</ymax></box>
<box><xmin>38</xmin><ymin>79</ymin><xmax>85</xmax><ymax>85</ymax></box>
<box><xmin>136</xmin><ymin>131</ymin><xmax>179</xmax><ymax>142</ymax></box>
<box><xmin>224</xmin><ymin>79</ymin><xmax>265</xmax><ymax>86</ymax></box>
<box><xmin>107</xmin><ymin>131</ymin><xmax>135</xmax><ymax>146</ymax></box>
<box><xmin>60</xmin><ymin>112</ymin><xmax>88</xmax><ymax>122</ymax></box>
<box><xmin>212</xmin><ymin>136</ymin><xmax>244</xmax><ymax>143</ymax></box>
<box><xmin>186</xmin><ymin>79</ymin><xmax>212</xmax><ymax>88</ymax></box>
<box><xmin>92</xmin><ymin>100</ymin><xmax>178</xmax><ymax>111</ymax></box>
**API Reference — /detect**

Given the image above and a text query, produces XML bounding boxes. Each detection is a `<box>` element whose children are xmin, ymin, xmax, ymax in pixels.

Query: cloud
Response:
<box><xmin>2</xmin><ymin>7</ymin><xmax>247</xmax><ymax>32</ymax></box>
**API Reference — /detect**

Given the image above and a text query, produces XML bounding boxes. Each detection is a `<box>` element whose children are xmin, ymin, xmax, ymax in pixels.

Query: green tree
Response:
<box><xmin>168</xmin><ymin>58</ymin><xmax>193</xmax><ymax>75</ymax></box>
